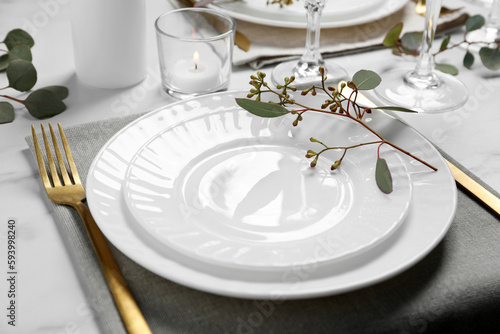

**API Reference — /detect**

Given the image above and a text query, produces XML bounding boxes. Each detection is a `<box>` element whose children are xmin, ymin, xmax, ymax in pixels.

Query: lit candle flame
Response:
<box><xmin>193</xmin><ymin>51</ymin><xmax>200</xmax><ymax>71</ymax></box>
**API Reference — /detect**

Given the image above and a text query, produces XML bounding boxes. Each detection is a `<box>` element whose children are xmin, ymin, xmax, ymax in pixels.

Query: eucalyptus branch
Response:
<box><xmin>383</xmin><ymin>15</ymin><xmax>500</xmax><ymax>74</ymax></box>
<box><xmin>0</xmin><ymin>28</ymin><xmax>69</xmax><ymax>124</ymax></box>
<box><xmin>236</xmin><ymin>68</ymin><xmax>437</xmax><ymax>194</ymax></box>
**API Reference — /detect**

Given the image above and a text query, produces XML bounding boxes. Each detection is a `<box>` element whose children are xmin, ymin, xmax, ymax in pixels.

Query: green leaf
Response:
<box><xmin>401</xmin><ymin>32</ymin><xmax>422</xmax><ymax>51</ymax></box>
<box><xmin>463</xmin><ymin>51</ymin><xmax>474</xmax><ymax>69</ymax></box>
<box><xmin>376</xmin><ymin>106</ymin><xmax>417</xmax><ymax>113</ymax></box>
<box><xmin>24</xmin><ymin>89</ymin><xmax>66</xmax><ymax>119</ymax></box>
<box><xmin>352</xmin><ymin>70</ymin><xmax>382</xmax><ymax>90</ymax></box>
<box><xmin>440</xmin><ymin>35</ymin><xmax>451</xmax><ymax>51</ymax></box>
<box><xmin>479</xmin><ymin>47</ymin><xmax>500</xmax><ymax>70</ymax></box>
<box><xmin>0</xmin><ymin>102</ymin><xmax>15</xmax><ymax>124</ymax></box>
<box><xmin>435</xmin><ymin>63</ymin><xmax>459</xmax><ymax>76</ymax></box>
<box><xmin>375</xmin><ymin>158</ymin><xmax>393</xmax><ymax>194</ymax></box>
<box><xmin>235</xmin><ymin>98</ymin><xmax>290</xmax><ymax>118</ymax></box>
<box><xmin>3</xmin><ymin>29</ymin><xmax>35</xmax><ymax>50</ymax></box>
<box><xmin>465</xmin><ymin>15</ymin><xmax>485</xmax><ymax>33</ymax></box>
<box><xmin>6</xmin><ymin>59</ymin><xmax>37</xmax><ymax>91</ymax></box>
<box><xmin>0</xmin><ymin>54</ymin><xmax>8</xmax><ymax>72</ymax></box>
<box><xmin>9</xmin><ymin>44</ymin><xmax>32</xmax><ymax>62</ymax></box>
<box><xmin>40</xmin><ymin>85</ymin><xmax>69</xmax><ymax>100</ymax></box>
<box><xmin>383</xmin><ymin>23</ymin><xmax>403</xmax><ymax>47</ymax></box>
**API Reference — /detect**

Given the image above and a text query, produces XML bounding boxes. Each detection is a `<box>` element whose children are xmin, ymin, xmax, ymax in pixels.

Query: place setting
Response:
<box><xmin>7</xmin><ymin>0</ymin><xmax>500</xmax><ymax>333</ymax></box>
<box><xmin>77</xmin><ymin>0</ymin><xmax>460</xmax><ymax>299</ymax></box>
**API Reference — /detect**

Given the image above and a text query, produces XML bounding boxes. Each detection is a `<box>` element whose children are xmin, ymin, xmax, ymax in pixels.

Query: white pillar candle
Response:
<box><xmin>70</xmin><ymin>0</ymin><xmax>147</xmax><ymax>89</ymax></box>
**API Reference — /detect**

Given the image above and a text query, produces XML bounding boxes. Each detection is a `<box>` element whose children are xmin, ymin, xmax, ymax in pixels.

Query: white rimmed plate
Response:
<box><xmin>122</xmin><ymin>107</ymin><xmax>412</xmax><ymax>270</ymax></box>
<box><xmin>86</xmin><ymin>91</ymin><xmax>457</xmax><ymax>299</ymax></box>
<box><xmin>208</xmin><ymin>0</ymin><xmax>409</xmax><ymax>29</ymax></box>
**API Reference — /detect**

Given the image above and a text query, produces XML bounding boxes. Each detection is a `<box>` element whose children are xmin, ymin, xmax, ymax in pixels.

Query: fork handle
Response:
<box><xmin>74</xmin><ymin>201</ymin><xmax>152</xmax><ymax>334</ymax></box>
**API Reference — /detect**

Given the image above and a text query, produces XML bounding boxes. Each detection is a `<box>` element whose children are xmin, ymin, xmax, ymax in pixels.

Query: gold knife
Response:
<box><xmin>341</xmin><ymin>82</ymin><xmax>500</xmax><ymax>217</ymax></box>
<box><xmin>179</xmin><ymin>0</ymin><xmax>250</xmax><ymax>52</ymax></box>
<box><xmin>414</xmin><ymin>0</ymin><xmax>462</xmax><ymax>17</ymax></box>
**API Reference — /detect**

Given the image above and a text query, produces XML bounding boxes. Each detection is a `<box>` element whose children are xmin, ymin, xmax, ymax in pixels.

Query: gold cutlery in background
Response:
<box><xmin>31</xmin><ymin>123</ymin><xmax>152</xmax><ymax>334</ymax></box>
<box><xmin>415</xmin><ymin>0</ymin><xmax>462</xmax><ymax>17</ymax></box>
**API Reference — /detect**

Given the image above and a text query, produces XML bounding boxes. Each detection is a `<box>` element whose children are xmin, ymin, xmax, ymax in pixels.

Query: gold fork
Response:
<box><xmin>32</xmin><ymin>123</ymin><xmax>152</xmax><ymax>334</ymax></box>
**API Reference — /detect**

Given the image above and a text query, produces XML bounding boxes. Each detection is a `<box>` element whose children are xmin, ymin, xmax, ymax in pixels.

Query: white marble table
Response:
<box><xmin>0</xmin><ymin>0</ymin><xmax>498</xmax><ymax>333</ymax></box>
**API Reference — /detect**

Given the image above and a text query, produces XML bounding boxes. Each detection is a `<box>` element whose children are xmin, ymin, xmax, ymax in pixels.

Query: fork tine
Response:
<box><xmin>58</xmin><ymin>123</ymin><xmax>81</xmax><ymax>185</ymax></box>
<box><xmin>49</xmin><ymin>123</ymin><xmax>72</xmax><ymax>186</ymax></box>
<box><xmin>41</xmin><ymin>124</ymin><xmax>61</xmax><ymax>187</ymax></box>
<box><xmin>32</xmin><ymin>125</ymin><xmax>53</xmax><ymax>190</ymax></box>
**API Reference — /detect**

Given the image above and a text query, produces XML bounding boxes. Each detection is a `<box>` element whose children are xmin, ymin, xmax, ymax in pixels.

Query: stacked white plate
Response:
<box><xmin>207</xmin><ymin>0</ymin><xmax>410</xmax><ymax>29</ymax></box>
<box><xmin>86</xmin><ymin>91</ymin><xmax>456</xmax><ymax>299</ymax></box>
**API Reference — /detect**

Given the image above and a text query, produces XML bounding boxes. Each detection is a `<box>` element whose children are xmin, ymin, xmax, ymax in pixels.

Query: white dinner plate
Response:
<box><xmin>86</xmin><ymin>91</ymin><xmax>457</xmax><ymax>299</ymax></box>
<box><xmin>122</xmin><ymin>107</ymin><xmax>412</xmax><ymax>271</ymax></box>
<box><xmin>208</xmin><ymin>0</ymin><xmax>410</xmax><ymax>29</ymax></box>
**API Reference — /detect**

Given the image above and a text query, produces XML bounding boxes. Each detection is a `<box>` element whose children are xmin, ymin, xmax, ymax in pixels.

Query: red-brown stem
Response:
<box><xmin>0</xmin><ymin>94</ymin><xmax>25</xmax><ymax>104</ymax></box>
<box><xmin>268</xmin><ymin>88</ymin><xmax>438</xmax><ymax>171</ymax></box>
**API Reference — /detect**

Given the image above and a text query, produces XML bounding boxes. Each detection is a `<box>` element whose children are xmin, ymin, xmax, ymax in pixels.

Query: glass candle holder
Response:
<box><xmin>155</xmin><ymin>8</ymin><xmax>236</xmax><ymax>99</ymax></box>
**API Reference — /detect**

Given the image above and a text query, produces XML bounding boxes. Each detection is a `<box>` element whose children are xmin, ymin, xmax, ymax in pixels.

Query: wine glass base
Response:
<box><xmin>271</xmin><ymin>59</ymin><xmax>348</xmax><ymax>89</ymax></box>
<box><xmin>374</xmin><ymin>67</ymin><xmax>468</xmax><ymax>113</ymax></box>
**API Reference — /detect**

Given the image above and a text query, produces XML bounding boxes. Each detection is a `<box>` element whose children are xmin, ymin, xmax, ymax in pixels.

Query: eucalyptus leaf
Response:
<box><xmin>465</xmin><ymin>15</ymin><xmax>485</xmax><ymax>33</ymax></box>
<box><xmin>435</xmin><ymin>63</ymin><xmax>459</xmax><ymax>75</ymax></box>
<box><xmin>9</xmin><ymin>44</ymin><xmax>32</xmax><ymax>62</ymax></box>
<box><xmin>0</xmin><ymin>102</ymin><xmax>15</xmax><ymax>124</ymax></box>
<box><xmin>464</xmin><ymin>51</ymin><xmax>474</xmax><ymax>69</ymax></box>
<box><xmin>479</xmin><ymin>47</ymin><xmax>500</xmax><ymax>70</ymax></box>
<box><xmin>401</xmin><ymin>32</ymin><xmax>423</xmax><ymax>51</ymax></box>
<box><xmin>4</xmin><ymin>29</ymin><xmax>34</xmax><ymax>50</ymax></box>
<box><xmin>352</xmin><ymin>70</ymin><xmax>381</xmax><ymax>90</ymax></box>
<box><xmin>6</xmin><ymin>59</ymin><xmax>37</xmax><ymax>91</ymax></box>
<box><xmin>235</xmin><ymin>98</ymin><xmax>290</xmax><ymax>118</ymax></box>
<box><xmin>375</xmin><ymin>158</ymin><xmax>393</xmax><ymax>194</ymax></box>
<box><xmin>40</xmin><ymin>85</ymin><xmax>69</xmax><ymax>100</ymax></box>
<box><xmin>0</xmin><ymin>54</ymin><xmax>8</xmax><ymax>72</ymax></box>
<box><xmin>440</xmin><ymin>35</ymin><xmax>451</xmax><ymax>51</ymax></box>
<box><xmin>24</xmin><ymin>89</ymin><xmax>66</xmax><ymax>119</ymax></box>
<box><xmin>376</xmin><ymin>106</ymin><xmax>417</xmax><ymax>113</ymax></box>
<box><xmin>383</xmin><ymin>23</ymin><xmax>403</xmax><ymax>47</ymax></box>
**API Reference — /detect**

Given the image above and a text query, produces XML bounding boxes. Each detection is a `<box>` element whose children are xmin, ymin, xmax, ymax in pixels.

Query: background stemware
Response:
<box><xmin>374</xmin><ymin>0</ymin><xmax>468</xmax><ymax>113</ymax></box>
<box><xmin>466</xmin><ymin>0</ymin><xmax>500</xmax><ymax>45</ymax></box>
<box><xmin>271</xmin><ymin>0</ymin><xmax>347</xmax><ymax>88</ymax></box>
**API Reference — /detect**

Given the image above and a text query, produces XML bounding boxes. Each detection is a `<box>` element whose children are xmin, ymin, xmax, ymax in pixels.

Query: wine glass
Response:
<box><xmin>374</xmin><ymin>0</ymin><xmax>468</xmax><ymax>113</ymax></box>
<box><xmin>271</xmin><ymin>0</ymin><xmax>347</xmax><ymax>89</ymax></box>
<box><xmin>466</xmin><ymin>0</ymin><xmax>500</xmax><ymax>46</ymax></box>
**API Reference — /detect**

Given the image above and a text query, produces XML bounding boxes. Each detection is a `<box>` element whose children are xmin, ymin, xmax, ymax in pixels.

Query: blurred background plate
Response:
<box><xmin>208</xmin><ymin>0</ymin><xmax>409</xmax><ymax>28</ymax></box>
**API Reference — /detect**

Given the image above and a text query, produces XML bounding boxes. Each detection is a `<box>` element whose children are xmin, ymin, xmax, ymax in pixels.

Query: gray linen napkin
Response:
<box><xmin>26</xmin><ymin>113</ymin><xmax>500</xmax><ymax>334</ymax></box>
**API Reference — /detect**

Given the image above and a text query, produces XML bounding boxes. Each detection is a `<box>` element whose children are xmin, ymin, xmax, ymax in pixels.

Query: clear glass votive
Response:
<box><xmin>155</xmin><ymin>8</ymin><xmax>236</xmax><ymax>99</ymax></box>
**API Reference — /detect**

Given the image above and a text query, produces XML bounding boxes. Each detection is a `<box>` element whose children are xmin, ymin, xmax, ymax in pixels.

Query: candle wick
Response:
<box><xmin>194</xmin><ymin>63</ymin><xmax>198</xmax><ymax>71</ymax></box>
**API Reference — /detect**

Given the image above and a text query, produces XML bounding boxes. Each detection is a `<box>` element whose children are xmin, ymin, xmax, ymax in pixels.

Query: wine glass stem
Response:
<box><xmin>407</xmin><ymin>0</ymin><xmax>442</xmax><ymax>88</ymax></box>
<box><xmin>299</xmin><ymin>0</ymin><xmax>325</xmax><ymax>66</ymax></box>
<box><xmin>486</xmin><ymin>0</ymin><xmax>500</xmax><ymax>30</ymax></box>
